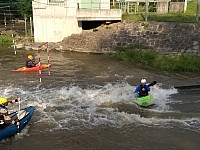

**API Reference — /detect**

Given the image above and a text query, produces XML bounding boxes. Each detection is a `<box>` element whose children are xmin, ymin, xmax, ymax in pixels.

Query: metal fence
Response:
<box><xmin>44</xmin><ymin>0</ymin><xmax>185</xmax><ymax>14</ymax></box>
<box><xmin>111</xmin><ymin>1</ymin><xmax>185</xmax><ymax>14</ymax></box>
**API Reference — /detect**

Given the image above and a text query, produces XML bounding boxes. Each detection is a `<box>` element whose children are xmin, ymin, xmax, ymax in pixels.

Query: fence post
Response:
<box><xmin>25</xmin><ymin>16</ymin><xmax>27</xmax><ymax>37</ymax></box>
<box><xmin>30</xmin><ymin>17</ymin><xmax>33</xmax><ymax>37</ymax></box>
<box><xmin>4</xmin><ymin>13</ymin><xmax>6</xmax><ymax>28</ymax></box>
<box><xmin>184</xmin><ymin>0</ymin><xmax>187</xmax><ymax>13</ymax></box>
<box><xmin>197</xmin><ymin>0</ymin><xmax>200</xmax><ymax>22</ymax></box>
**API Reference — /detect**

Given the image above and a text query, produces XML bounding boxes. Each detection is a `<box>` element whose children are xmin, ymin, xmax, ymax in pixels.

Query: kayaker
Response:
<box><xmin>0</xmin><ymin>97</ymin><xmax>20</xmax><ymax>129</ymax></box>
<box><xmin>134</xmin><ymin>79</ymin><xmax>150</xmax><ymax>97</ymax></box>
<box><xmin>26</xmin><ymin>55</ymin><xmax>37</xmax><ymax>68</ymax></box>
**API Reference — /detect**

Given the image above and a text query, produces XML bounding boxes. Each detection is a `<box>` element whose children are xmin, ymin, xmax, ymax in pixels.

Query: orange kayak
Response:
<box><xmin>12</xmin><ymin>64</ymin><xmax>51</xmax><ymax>72</ymax></box>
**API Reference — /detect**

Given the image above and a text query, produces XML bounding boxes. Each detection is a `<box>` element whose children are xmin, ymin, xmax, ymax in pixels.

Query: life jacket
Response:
<box><xmin>138</xmin><ymin>84</ymin><xmax>148</xmax><ymax>97</ymax></box>
<box><xmin>0</xmin><ymin>105</ymin><xmax>8</xmax><ymax>128</ymax></box>
<box><xmin>26</xmin><ymin>60</ymin><xmax>36</xmax><ymax>68</ymax></box>
<box><xmin>0</xmin><ymin>105</ymin><xmax>8</xmax><ymax>115</ymax></box>
<box><xmin>0</xmin><ymin>114</ymin><xmax>4</xmax><ymax>125</ymax></box>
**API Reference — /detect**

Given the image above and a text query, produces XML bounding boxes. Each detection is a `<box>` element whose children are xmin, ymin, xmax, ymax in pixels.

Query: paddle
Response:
<box><xmin>8</xmin><ymin>98</ymin><xmax>21</xmax><ymax>133</ymax></box>
<box><xmin>38</xmin><ymin>49</ymin><xmax>42</xmax><ymax>82</ymax></box>
<box><xmin>17</xmin><ymin>98</ymin><xmax>20</xmax><ymax>134</ymax></box>
<box><xmin>47</xmin><ymin>43</ymin><xmax>51</xmax><ymax>76</ymax></box>
<box><xmin>148</xmin><ymin>81</ymin><xmax>157</xmax><ymax>87</ymax></box>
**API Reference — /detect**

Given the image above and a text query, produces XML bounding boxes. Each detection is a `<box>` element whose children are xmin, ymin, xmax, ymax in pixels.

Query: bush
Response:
<box><xmin>0</xmin><ymin>35</ymin><xmax>12</xmax><ymax>46</ymax></box>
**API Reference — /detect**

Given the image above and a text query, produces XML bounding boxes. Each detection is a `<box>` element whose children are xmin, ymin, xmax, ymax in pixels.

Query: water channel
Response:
<box><xmin>0</xmin><ymin>47</ymin><xmax>200</xmax><ymax>150</ymax></box>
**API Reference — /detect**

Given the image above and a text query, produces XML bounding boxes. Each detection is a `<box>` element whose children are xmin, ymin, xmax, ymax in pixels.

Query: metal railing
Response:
<box><xmin>46</xmin><ymin>1</ymin><xmax>184</xmax><ymax>14</ymax></box>
<box><xmin>111</xmin><ymin>1</ymin><xmax>173</xmax><ymax>14</ymax></box>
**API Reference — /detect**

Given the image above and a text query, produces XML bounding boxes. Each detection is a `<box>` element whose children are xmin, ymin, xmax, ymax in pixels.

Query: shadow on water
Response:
<box><xmin>101</xmin><ymin>102</ymin><xmax>200</xmax><ymax>119</ymax></box>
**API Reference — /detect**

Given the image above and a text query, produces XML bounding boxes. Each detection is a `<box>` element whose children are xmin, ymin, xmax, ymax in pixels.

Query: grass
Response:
<box><xmin>0</xmin><ymin>35</ymin><xmax>12</xmax><ymax>46</ymax></box>
<box><xmin>111</xmin><ymin>45</ymin><xmax>200</xmax><ymax>72</ymax></box>
<box><xmin>122</xmin><ymin>0</ymin><xmax>198</xmax><ymax>23</ymax></box>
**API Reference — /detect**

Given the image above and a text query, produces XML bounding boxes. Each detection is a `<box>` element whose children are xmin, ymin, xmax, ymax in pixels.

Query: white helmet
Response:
<box><xmin>141</xmin><ymin>79</ymin><xmax>146</xmax><ymax>84</ymax></box>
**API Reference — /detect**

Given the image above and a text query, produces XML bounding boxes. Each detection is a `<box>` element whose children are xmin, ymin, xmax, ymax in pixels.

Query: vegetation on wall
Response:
<box><xmin>111</xmin><ymin>45</ymin><xmax>200</xmax><ymax>72</ymax></box>
<box><xmin>0</xmin><ymin>34</ymin><xmax>12</xmax><ymax>46</ymax></box>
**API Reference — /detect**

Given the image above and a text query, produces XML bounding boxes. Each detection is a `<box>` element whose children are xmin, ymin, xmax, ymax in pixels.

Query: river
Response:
<box><xmin>0</xmin><ymin>47</ymin><xmax>200</xmax><ymax>150</ymax></box>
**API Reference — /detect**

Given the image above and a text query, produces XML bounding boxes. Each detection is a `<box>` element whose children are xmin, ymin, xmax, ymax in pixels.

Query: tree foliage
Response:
<box><xmin>0</xmin><ymin>0</ymin><xmax>32</xmax><ymax>19</ymax></box>
<box><xmin>16</xmin><ymin>0</ymin><xmax>32</xmax><ymax>18</ymax></box>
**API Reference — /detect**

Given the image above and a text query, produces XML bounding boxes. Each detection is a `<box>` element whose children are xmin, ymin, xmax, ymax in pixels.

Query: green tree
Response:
<box><xmin>16</xmin><ymin>0</ymin><xmax>32</xmax><ymax>18</ymax></box>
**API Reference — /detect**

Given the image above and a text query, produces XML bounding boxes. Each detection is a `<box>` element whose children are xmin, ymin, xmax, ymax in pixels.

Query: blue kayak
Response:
<box><xmin>0</xmin><ymin>106</ymin><xmax>35</xmax><ymax>141</ymax></box>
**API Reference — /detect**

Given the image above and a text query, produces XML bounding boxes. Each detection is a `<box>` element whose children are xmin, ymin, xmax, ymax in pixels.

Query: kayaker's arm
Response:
<box><xmin>134</xmin><ymin>85</ymin><xmax>141</xmax><ymax>94</ymax></box>
<box><xmin>4</xmin><ymin>116</ymin><xmax>20</xmax><ymax>126</ymax></box>
<box><xmin>7</xmin><ymin>98</ymin><xmax>20</xmax><ymax>105</ymax></box>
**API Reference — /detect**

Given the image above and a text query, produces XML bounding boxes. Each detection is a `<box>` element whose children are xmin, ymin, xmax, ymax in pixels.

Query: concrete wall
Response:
<box><xmin>32</xmin><ymin>1</ymin><xmax>82</xmax><ymax>42</ymax></box>
<box><xmin>34</xmin><ymin>0</ymin><xmax>48</xmax><ymax>3</ymax></box>
<box><xmin>32</xmin><ymin>0</ymin><xmax>121</xmax><ymax>42</ymax></box>
<box><xmin>77</xmin><ymin>9</ymin><xmax>122</xmax><ymax>20</ymax></box>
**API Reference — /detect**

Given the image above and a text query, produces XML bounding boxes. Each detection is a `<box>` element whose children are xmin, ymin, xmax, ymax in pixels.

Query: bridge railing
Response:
<box><xmin>47</xmin><ymin>0</ymin><xmax>185</xmax><ymax>14</ymax></box>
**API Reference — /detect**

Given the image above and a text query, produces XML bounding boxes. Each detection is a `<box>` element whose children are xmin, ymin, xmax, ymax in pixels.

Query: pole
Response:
<box><xmin>4</xmin><ymin>13</ymin><xmax>6</xmax><ymax>28</ymax></box>
<box><xmin>47</xmin><ymin>43</ymin><xmax>51</xmax><ymax>75</ymax></box>
<box><xmin>24</xmin><ymin>16</ymin><xmax>27</xmax><ymax>37</ymax></box>
<box><xmin>38</xmin><ymin>49</ymin><xmax>42</xmax><ymax>82</ymax></box>
<box><xmin>145</xmin><ymin>0</ymin><xmax>148</xmax><ymax>22</ymax></box>
<box><xmin>17</xmin><ymin>99</ymin><xmax>20</xmax><ymax>133</ymax></box>
<box><xmin>196</xmin><ymin>0</ymin><xmax>200</xmax><ymax>22</ymax></box>
<box><xmin>12</xmin><ymin>33</ymin><xmax>16</xmax><ymax>54</ymax></box>
<box><xmin>30</xmin><ymin>17</ymin><xmax>33</xmax><ymax>38</ymax></box>
<box><xmin>184</xmin><ymin>0</ymin><xmax>187</xmax><ymax>13</ymax></box>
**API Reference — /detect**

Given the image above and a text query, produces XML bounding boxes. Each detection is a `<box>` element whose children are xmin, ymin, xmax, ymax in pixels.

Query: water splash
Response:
<box><xmin>0</xmin><ymin>82</ymin><xmax>199</xmax><ymax>133</ymax></box>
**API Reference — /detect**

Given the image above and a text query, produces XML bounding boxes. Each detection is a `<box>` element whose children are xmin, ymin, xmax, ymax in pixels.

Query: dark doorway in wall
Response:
<box><xmin>82</xmin><ymin>20</ymin><xmax>120</xmax><ymax>30</ymax></box>
<box><xmin>82</xmin><ymin>21</ymin><xmax>105</xmax><ymax>30</ymax></box>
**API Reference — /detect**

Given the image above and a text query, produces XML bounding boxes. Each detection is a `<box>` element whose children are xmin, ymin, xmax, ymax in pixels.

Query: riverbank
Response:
<box><xmin>12</xmin><ymin>20</ymin><xmax>200</xmax><ymax>56</ymax></box>
<box><xmin>2</xmin><ymin>20</ymin><xmax>200</xmax><ymax>72</ymax></box>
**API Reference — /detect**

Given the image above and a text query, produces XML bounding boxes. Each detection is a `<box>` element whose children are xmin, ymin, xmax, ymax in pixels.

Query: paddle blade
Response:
<box><xmin>148</xmin><ymin>81</ymin><xmax>157</xmax><ymax>87</ymax></box>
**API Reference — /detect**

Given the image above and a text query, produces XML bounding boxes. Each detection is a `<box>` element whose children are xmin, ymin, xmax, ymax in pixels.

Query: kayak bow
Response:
<box><xmin>136</xmin><ymin>94</ymin><xmax>153</xmax><ymax>106</ymax></box>
<box><xmin>0</xmin><ymin>106</ymin><xmax>35</xmax><ymax>141</ymax></box>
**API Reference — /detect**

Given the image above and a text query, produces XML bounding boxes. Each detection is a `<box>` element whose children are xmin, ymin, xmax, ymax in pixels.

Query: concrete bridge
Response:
<box><xmin>32</xmin><ymin>0</ymin><xmax>122</xmax><ymax>42</ymax></box>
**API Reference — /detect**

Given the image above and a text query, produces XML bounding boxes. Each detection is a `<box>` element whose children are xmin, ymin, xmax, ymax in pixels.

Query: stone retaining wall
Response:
<box><xmin>20</xmin><ymin>20</ymin><xmax>200</xmax><ymax>56</ymax></box>
<box><xmin>59</xmin><ymin>21</ymin><xmax>200</xmax><ymax>56</ymax></box>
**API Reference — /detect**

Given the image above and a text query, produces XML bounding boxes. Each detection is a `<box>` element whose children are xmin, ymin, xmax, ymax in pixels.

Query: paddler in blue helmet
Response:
<box><xmin>0</xmin><ymin>97</ymin><xmax>20</xmax><ymax>129</ymax></box>
<box><xmin>134</xmin><ymin>79</ymin><xmax>150</xmax><ymax>97</ymax></box>
<box><xmin>26</xmin><ymin>55</ymin><xmax>37</xmax><ymax>68</ymax></box>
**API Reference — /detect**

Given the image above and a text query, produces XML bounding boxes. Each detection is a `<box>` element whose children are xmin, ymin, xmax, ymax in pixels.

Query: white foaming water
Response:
<box><xmin>1</xmin><ymin>82</ymin><xmax>199</xmax><ymax>133</ymax></box>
